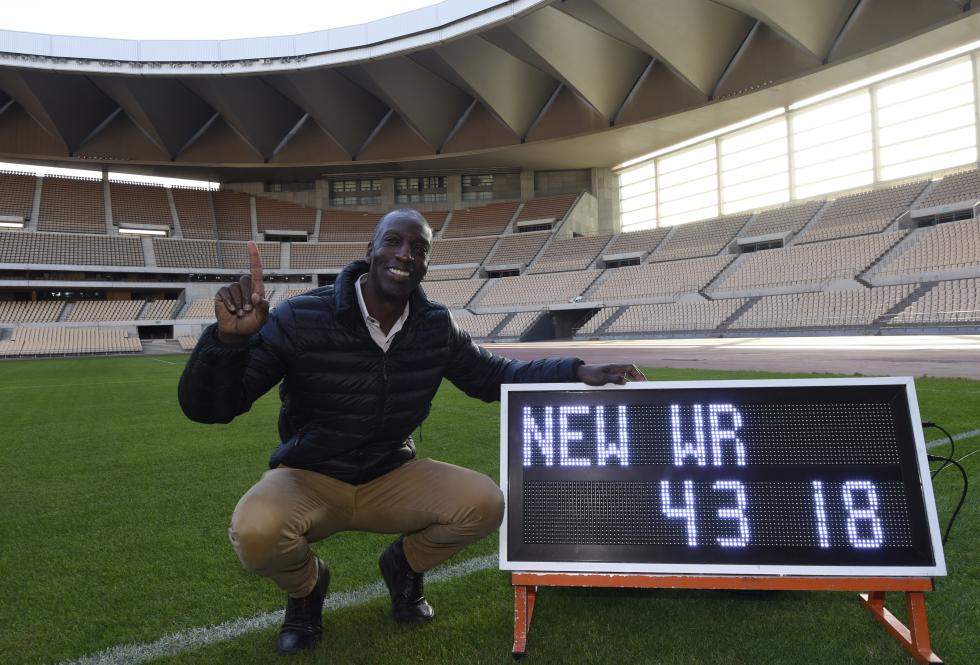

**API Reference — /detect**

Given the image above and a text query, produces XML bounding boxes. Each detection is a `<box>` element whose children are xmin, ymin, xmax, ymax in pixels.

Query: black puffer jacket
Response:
<box><xmin>178</xmin><ymin>260</ymin><xmax>582</xmax><ymax>484</ymax></box>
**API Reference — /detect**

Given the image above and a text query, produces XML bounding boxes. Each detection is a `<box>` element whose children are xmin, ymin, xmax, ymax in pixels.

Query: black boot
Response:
<box><xmin>277</xmin><ymin>558</ymin><xmax>330</xmax><ymax>655</ymax></box>
<box><xmin>379</xmin><ymin>538</ymin><xmax>434</xmax><ymax>623</ymax></box>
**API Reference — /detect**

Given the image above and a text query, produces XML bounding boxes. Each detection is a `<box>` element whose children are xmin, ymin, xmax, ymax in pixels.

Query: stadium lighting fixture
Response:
<box><xmin>108</xmin><ymin>172</ymin><xmax>220</xmax><ymax>190</ymax></box>
<box><xmin>0</xmin><ymin>221</ymin><xmax>24</xmax><ymax>228</ymax></box>
<box><xmin>118</xmin><ymin>228</ymin><xmax>168</xmax><ymax>236</ymax></box>
<box><xmin>614</xmin><ymin>108</ymin><xmax>786</xmax><ymax>171</ymax></box>
<box><xmin>789</xmin><ymin>38</ymin><xmax>980</xmax><ymax>110</ymax></box>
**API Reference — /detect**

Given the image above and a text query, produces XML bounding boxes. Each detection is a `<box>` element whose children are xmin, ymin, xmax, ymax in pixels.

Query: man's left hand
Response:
<box><xmin>576</xmin><ymin>363</ymin><xmax>647</xmax><ymax>386</ymax></box>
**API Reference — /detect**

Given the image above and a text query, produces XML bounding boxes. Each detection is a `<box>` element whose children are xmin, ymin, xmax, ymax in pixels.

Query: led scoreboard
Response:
<box><xmin>499</xmin><ymin>378</ymin><xmax>946</xmax><ymax>576</ymax></box>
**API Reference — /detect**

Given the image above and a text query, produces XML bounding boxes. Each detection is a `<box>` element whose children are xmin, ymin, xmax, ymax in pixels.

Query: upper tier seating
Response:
<box><xmin>429</xmin><ymin>236</ymin><xmax>497</xmax><ymax>265</ymax></box>
<box><xmin>217</xmin><ymin>241</ymin><xmax>280</xmax><ymax>270</ymax></box>
<box><xmin>591</xmin><ymin>255</ymin><xmax>734</xmax><ymax>302</ymax></box>
<box><xmin>516</xmin><ymin>194</ymin><xmax>578</xmax><ymax>223</ymax></box>
<box><xmin>0</xmin><ymin>327</ymin><xmax>141</xmax><ymax>357</ymax></box>
<box><xmin>1</xmin><ymin>231</ymin><xmax>144</xmax><ymax>266</ymax></box>
<box><xmin>255</xmin><ymin>196</ymin><xmax>316</xmax><ymax>233</ymax></box>
<box><xmin>443</xmin><ymin>201</ymin><xmax>518</xmax><ymax>238</ymax></box>
<box><xmin>211</xmin><ymin>190</ymin><xmax>251</xmax><ymax>240</ymax></box>
<box><xmin>483</xmin><ymin>231</ymin><xmax>550</xmax><ymax>267</ymax></box>
<box><xmin>889</xmin><ymin>277</ymin><xmax>980</xmax><ymax>325</ymax></box>
<box><xmin>605</xmin><ymin>299</ymin><xmax>746</xmax><ymax>334</ymax></box>
<box><xmin>152</xmin><ymin>239</ymin><xmax>278</xmax><ymax>269</ymax></box>
<box><xmin>731</xmin><ymin>285</ymin><xmax>916</xmax><ymax>330</ymax></box>
<box><xmin>153</xmin><ymin>238</ymin><xmax>219</xmax><ymax>268</ymax></box>
<box><xmin>875</xmin><ymin>218</ymin><xmax>980</xmax><ymax>276</ymax></box>
<box><xmin>141</xmin><ymin>299</ymin><xmax>180</xmax><ymax>320</ymax></box>
<box><xmin>529</xmin><ymin>235</ymin><xmax>611</xmax><ymax>274</ymax></box>
<box><xmin>319</xmin><ymin>209</ymin><xmax>382</xmax><ymax>241</ymax></box>
<box><xmin>795</xmin><ymin>180</ymin><xmax>927</xmax><ymax>244</ymax></box>
<box><xmin>38</xmin><ymin>177</ymin><xmax>105</xmax><ymax>234</ymax></box>
<box><xmin>713</xmin><ymin>232</ymin><xmax>906</xmax><ymax>293</ymax></box>
<box><xmin>109</xmin><ymin>182</ymin><xmax>173</xmax><ymax>228</ymax></box>
<box><xmin>68</xmin><ymin>299</ymin><xmax>144</xmax><ymax>322</ymax></box>
<box><xmin>915</xmin><ymin>168</ymin><xmax>980</xmax><ymax>208</ymax></box>
<box><xmin>451</xmin><ymin>310</ymin><xmax>508</xmax><ymax>338</ymax></box>
<box><xmin>650</xmin><ymin>214</ymin><xmax>750</xmax><ymax>262</ymax></box>
<box><xmin>478</xmin><ymin>270</ymin><xmax>601</xmax><ymax>307</ymax></box>
<box><xmin>738</xmin><ymin>200</ymin><xmax>824</xmax><ymax>238</ymax></box>
<box><xmin>291</xmin><ymin>242</ymin><xmax>366</xmax><ymax>269</ymax></box>
<box><xmin>424</xmin><ymin>266</ymin><xmax>477</xmax><ymax>281</ymax></box>
<box><xmin>423</xmin><ymin>210</ymin><xmax>448</xmax><ymax>232</ymax></box>
<box><xmin>602</xmin><ymin>227</ymin><xmax>670</xmax><ymax>257</ymax></box>
<box><xmin>171</xmin><ymin>188</ymin><xmax>214</xmax><ymax>239</ymax></box>
<box><xmin>422</xmin><ymin>278</ymin><xmax>485</xmax><ymax>308</ymax></box>
<box><xmin>0</xmin><ymin>300</ymin><xmax>63</xmax><ymax>323</ymax></box>
<box><xmin>0</xmin><ymin>172</ymin><xmax>37</xmax><ymax>220</ymax></box>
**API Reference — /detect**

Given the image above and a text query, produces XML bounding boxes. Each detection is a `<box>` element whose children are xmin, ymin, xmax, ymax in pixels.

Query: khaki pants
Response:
<box><xmin>228</xmin><ymin>458</ymin><xmax>505</xmax><ymax>597</ymax></box>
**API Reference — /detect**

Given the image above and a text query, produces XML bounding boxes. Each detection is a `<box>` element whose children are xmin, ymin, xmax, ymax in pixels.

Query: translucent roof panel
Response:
<box><xmin>4</xmin><ymin>1</ymin><xmax>447</xmax><ymax>40</ymax></box>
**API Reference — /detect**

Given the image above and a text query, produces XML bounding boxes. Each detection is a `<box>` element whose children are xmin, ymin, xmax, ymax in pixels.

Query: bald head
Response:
<box><xmin>372</xmin><ymin>208</ymin><xmax>432</xmax><ymax>247</ymax></box>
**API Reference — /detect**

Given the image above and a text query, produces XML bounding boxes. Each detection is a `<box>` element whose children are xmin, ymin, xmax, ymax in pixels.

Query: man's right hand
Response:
<box><xmin>214</xmin><ymin>241</ymin><xmax>270</xmax><ymax>344</ymax></box>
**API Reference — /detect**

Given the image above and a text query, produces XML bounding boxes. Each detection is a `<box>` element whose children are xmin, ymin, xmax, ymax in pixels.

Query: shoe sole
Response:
<box><xmin>379</xmin><ymin>549</ymin><xmax>435</xmax><ymax>623</ymax></box>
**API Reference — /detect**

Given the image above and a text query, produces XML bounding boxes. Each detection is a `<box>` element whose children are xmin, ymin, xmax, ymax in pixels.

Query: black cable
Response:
<box><xmin>926</xmin><ymin>452</ymin><xmax>969</xmax><ymax>546</ymax></box>
<box><xmin>922</xmin><ymin>422</ymin><xmax>955</xmax><ymax>477</ymax></box>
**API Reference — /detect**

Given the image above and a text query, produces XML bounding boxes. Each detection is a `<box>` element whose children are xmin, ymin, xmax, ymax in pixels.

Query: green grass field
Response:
<box><xmin>0</xmin><ymin>355</ymin><xmax>977</xmax><ymax>665</ymax></box>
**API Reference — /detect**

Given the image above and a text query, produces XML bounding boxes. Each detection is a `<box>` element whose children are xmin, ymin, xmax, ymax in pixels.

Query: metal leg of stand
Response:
<box><xmin>512</xmin><ymin>584</ymin><xmax>538</xmax><ymax>660</ymax></box>
<box><xmin>859</xmin><ymin>591</ymin><xmax>942</xmax><ymax>664</ymax></box>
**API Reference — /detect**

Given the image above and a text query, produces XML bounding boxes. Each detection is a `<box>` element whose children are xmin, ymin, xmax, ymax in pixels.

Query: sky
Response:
<box><xmin>0</xmin><ymin>1</ymin><xmax>445</xmax><ymax>40</ymax></box>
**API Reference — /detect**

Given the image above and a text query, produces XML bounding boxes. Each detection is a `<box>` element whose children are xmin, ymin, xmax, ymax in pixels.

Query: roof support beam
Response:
<box><xmin>265</xmin><ymin>70</ymin><xmax>389</xmax><ymax>159</ymax></box>
<box><xmin>182</xmin><ymin>77</ymin><xmax>306</xmax><ymax>161</ymax></box>
<box><xmin>500</xmin><ymin>5</ymin><xmax>649</xmax><ymax>120</ymax></box>
<box><xmin>0</xmin><ymin>71</ymin><xmax>117</xmax><ymax>152</ymax></box>
<box><xmin>342</xmin><ymin>58</ymin><xmax>472</xmax><ymax>150</ymax></box>
<box><xmin>716</xmin><ymin>0</ymin><xmax>858</xmax><ymax>59</ymax></box>
<box><xmin>426</xmin><ymin>36</ymin><xmax>557</xmax><ymax>138</ymax></box>
<box><xmin>592</xmin><ymin>0</ymin><xmax>754</xmax><ymax>95</ymax></box>
<box><xmin>93</xmin><ymin>77</ymin><xmax>215</xmax><ymax>159</ymax></box>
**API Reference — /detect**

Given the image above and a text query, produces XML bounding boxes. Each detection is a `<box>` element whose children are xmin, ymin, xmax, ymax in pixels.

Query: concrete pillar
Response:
<box><xmin>103</xmin><ymin>171</ymin><xmax>115</xmax><ymax>234</ymax></box>
<box><xmin>166</xmin><ymin>188</ymin><xmax>183</xmax><ymax>238</ymax></box>
<box><xmin>29</xmin><ymin>177</ymin><xmax>42</xmax><ymax>231</ymax></box>
<box><xmin>249</xmin><ymin>196</ymin><xmax>260</xmax><ymax>241</ymax></box>
<box><xmin>446</xmin><ymin>174</ymin><xmax>462</xmax><ymax>210</ymax></box>
<box><xmin>591</xmin><ymin>167</ymin><xmax>620</xmax><ymax>235</ymax></box>
<box><xmin>381</xmin><ymin>177</ymin><xmax>396</xmax><ymax>210</ymax></box>
<box><xmin>520</xmin><ymin>170</ymin><xmax>535</xmax><ymax>200</ymax></box>
<box><xmin>316</xmin><ymin>179</ymin><xmax>331</xmax><ymax>209</ymax></box>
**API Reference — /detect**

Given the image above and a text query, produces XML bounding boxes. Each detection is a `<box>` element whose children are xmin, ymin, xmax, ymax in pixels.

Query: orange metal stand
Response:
<box><xmin>511</xmin><ymin>572</ymin><xmax>941</xmax><ymax>662</ymax></box>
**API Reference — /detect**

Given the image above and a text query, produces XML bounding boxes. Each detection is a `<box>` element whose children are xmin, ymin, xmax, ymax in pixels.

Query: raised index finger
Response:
<box><xmin>247</xmin><ymin>241</ymin><xmax>265</xmax><ymax>298</ymax></box>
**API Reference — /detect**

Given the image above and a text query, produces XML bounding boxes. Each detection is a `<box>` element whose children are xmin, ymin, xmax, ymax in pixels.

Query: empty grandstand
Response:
<box><xmin>0</xmin><ymin>5</ymin><xmax>979</xmax><ymax>357</ymax></box>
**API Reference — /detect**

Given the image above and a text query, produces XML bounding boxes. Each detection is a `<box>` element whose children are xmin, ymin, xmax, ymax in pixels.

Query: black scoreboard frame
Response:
<box><xmin>499</xmin><ymin>377</ymin><xmax>946</xmax><ymax>578</ymax></box>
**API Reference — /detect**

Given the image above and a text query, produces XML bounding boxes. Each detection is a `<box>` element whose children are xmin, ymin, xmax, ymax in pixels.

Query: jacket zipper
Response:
<box><xmin>378</xmin><ymin>351</ymin><xmax>389</xmax><ymax>431</ymax></box>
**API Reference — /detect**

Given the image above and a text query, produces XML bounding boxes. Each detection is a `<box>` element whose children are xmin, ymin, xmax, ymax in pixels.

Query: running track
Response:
<box><xmin>489</xmin><ymin>335</ymin><xmax>980</xmax><ymax>380</ymax></box>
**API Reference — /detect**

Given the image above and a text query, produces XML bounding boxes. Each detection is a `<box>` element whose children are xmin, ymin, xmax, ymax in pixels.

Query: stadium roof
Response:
<box><xmin>0</xmin><ymin>0</ymin><xmax>976</xmax><ymax>180</ymax></box>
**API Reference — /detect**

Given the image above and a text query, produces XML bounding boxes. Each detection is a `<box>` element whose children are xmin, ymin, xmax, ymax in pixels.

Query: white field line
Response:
<box><xmin>926</xmin><ymin>428</ymin><xmax>980</xmax><ymax>449</ymax></box>
<box><xmin>0</xmin><ymin>379</ymin><xmax>154</xmax><ymax>391</ymax></box>
<box><xmin>147</xmin><ymin>358</ymin><xmax>177</xmax><ymax>365</ymax></box>
<box><xmin>58</xmin><ymin>554</ymin><xmax>497</xmax><ymax>665</ymax></box>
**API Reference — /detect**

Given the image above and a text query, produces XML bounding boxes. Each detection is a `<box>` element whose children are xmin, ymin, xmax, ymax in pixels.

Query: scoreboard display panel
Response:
<box><xmin>499</xmin><ymin>378</ymin><xmax>946</xmax><ymax>577</ymax></box>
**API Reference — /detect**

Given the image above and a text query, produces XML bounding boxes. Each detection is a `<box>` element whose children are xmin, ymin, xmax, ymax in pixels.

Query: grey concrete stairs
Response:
<box><xmin>717</xmin><ymin>296</ymin><xmax>761</xmax><ymax>333</ymax></box>
<box><xmin>871</xmin><ymin>282</ymin><xmax>936</xmax><ymax>328</ymax></box>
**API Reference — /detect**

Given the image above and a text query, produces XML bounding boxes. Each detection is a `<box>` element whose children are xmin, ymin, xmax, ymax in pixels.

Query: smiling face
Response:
<box><xmin>364</xmin><ymin>210</ymin><xmax>432</xmax><ymax>302</ymax></box>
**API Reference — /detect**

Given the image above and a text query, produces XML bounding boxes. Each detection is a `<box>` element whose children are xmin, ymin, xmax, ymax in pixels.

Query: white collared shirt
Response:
<box><xmin>355</xmin><ymin>274</ymin><xmax>409</xmax><ymax>352</ymax></box>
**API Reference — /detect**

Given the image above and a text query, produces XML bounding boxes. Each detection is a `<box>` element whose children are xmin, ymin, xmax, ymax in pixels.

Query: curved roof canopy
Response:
<box><xmin>0</xmin><ymin>0</ymin><xmax>974</xmax><ymax>178</ymax></box>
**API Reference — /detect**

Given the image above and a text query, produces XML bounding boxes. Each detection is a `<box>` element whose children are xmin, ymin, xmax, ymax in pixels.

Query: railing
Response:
<box><xmin>880</xmin><ymin>309</ymin><xmax>980</xmax><ymax>326</ymax></box>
